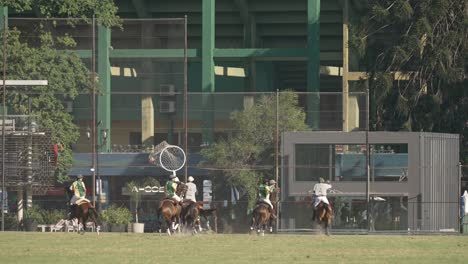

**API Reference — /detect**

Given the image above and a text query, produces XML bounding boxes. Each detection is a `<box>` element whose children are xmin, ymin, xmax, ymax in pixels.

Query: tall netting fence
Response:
<box><xmin>0</xmin><ymin>17</ymin><xmax>462</xmax><ymax>234</ymax></box>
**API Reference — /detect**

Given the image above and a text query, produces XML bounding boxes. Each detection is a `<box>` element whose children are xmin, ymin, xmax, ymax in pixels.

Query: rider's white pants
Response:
<box><xmin>70</xmin><ymin>195</ymin><xmax>85</xmax><ymax>205</ymax></box>
<box><xmin>170</xmin><ymin>194</ymin><xmax>181</xmax><ymax>202</ymax></box>
<box><xmin>313</xmin><ymin>196</ymin><xmax>329</xmax><ymax>208</ymax></box>
<box><xmin>260</xmin><ymin>198</ymin><xmax>273</xmax><ymax>210</ymax></box>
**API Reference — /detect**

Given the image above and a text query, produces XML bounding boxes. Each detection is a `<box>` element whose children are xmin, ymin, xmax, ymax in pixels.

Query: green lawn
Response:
<box><xmin>0</xmin><ymin>232</ymin><xmax>467</xmax><ymax>264</ymax></box>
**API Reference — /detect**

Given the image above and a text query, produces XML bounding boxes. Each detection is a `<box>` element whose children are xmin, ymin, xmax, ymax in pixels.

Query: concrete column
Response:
<box><xmin>141</xmin><ymin>96</ymin><xmax>154</xmax><ymax>146</ymax></box>
<box><xmin>17</xmin><ymin>188</ymin><xmax>23</xmax><ymax>223</ymax></box>
<box><xmin>26</xmin><ymin>187</ymin><xmax>32</xmax><ymax>208</ymax></box>
<box><xmin>342</xmin><ymin>0</ymin><xmax>349</xmax><ymax>132</ymax></box>
<box><xmin>141</xmin><ymin>23</ymin><xmax>155</xmax><ymax>147</ymax></box>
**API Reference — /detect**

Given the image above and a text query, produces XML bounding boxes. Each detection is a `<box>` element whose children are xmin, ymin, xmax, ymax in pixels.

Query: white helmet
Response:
<box><xmin>188</xmin><ymin>176</ymin><xmax>194</xmax><ymax>182</ymax></box>
<box><xmin>173</xmin><ymin>176</ymin><xmax>180</xmax><ymax>182</ymax></box>
<box><xmin>269</xmin><ymin>179</ymin><xmax>276</xmax><ymax>185</ymax></box>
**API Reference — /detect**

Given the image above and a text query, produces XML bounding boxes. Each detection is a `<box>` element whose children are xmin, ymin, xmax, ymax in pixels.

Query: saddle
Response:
<box><xmin>255</xmin><ymin>200</ymin><xmax>273</xmax><ymax>211</ymax></box>
<box><xmin>76</xmin><ymin>198</ymin><xmax>93</xmax><ymax>208</ymax></box>
<box><xmin>162</xmin><ymin>198</ymin><xmax>180</xmax><ymax>207</ymax></box>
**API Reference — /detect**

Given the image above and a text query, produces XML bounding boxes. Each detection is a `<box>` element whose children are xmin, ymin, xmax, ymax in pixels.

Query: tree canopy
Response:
<box><xmin>0</xmin><ymin>0</ymin><xmax>120</xmax><ymax>182</ymax></box>
<box><xmin>350</xmin><ymin>0</ymin><xmax>467</xmax><ymax>162</ymax></box>
<box><xmin>200</xmin><ymin>92</ymin><xmax>309</xmax><ymax>207</ymax></box>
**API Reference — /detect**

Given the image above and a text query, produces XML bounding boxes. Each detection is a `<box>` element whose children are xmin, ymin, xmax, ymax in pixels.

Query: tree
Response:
<box><xmin>0</xmin><ymin>0</ymin><xmax>120</xmax><ymax>182</ymax></box>
<box><xmin>200</xmin><ymin>92</ymin><xmax>309</xmax><ymax>207</ymax></box>
<box><xmin>349</xmin><ymin>0</ymin><xmax>467</xmax><ymax>162</ymax></box>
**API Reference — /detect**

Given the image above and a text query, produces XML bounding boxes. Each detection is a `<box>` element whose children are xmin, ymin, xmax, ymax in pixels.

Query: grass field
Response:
<box><xmin>0</xmin><ymin>232</ymin><xmax>467</xmax><ymax>264</ymax></box>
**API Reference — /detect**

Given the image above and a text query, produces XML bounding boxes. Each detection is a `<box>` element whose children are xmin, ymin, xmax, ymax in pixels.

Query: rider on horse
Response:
<box><xmin>257</xmin><ymin>179</ymin><xmax>277</xmax><ymax>220</ymax></box>
<box><xmin>165</xmin><ymin>174</ymin><xmax>183</xmax><ymax>206</ymax></box>
<box><xmin>68</xmin><ymin>174</ymin><xmax>90</xmax><ymax>219</ymax></box>
<box><xmin>185</xmin><ymin>176</ymin><xmax>198</xmax><ymax>202</ymax></box>
<box><xmin>312</xmin><ymin>177</ymin><xmax>332</xmax><ymax>220</ymax></box>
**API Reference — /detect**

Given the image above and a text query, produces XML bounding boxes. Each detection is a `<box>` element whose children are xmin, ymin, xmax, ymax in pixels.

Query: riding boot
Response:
<box><xmin>69</xmin><ymin>205</ymin><xmax>75</xmax><ymax>220</ymax></box>
<box><xmin>312</xmin><ymin>209</ymin><xmax>316</xmax><ymax>221</ymax></box>
<box><xmin>269</xmin><ymin>208</ymin><xmax>277</xmax><ymax>220</ymax></box>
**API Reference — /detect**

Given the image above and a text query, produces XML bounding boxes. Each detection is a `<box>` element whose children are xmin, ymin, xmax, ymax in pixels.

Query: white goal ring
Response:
<box><xmin>159</xmin><ymin>145</ymin><xmax>186</xmax><ymax>173</ymax></box>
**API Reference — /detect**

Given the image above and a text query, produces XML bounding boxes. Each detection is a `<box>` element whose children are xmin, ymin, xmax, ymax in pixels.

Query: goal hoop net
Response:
<box><xmin>148</xmin><ymin>141</ymin><xmax>186</xmax><ymax>177</ymax></box>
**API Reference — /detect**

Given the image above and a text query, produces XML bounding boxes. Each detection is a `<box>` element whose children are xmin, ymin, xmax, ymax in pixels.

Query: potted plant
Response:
<box><xmin>23</xmin><ymin>205</ymin><xmax>44</xmax><ymax>231</ymax></box>
<box><xmin>105</xmin><ymin>205</ymin><xmax>132</xmax><ymax>232</ymax></box>
<box><xmin>125</xmin><ymin>180</ymin><xmax>144</xmax><ymax>233</ymax></box>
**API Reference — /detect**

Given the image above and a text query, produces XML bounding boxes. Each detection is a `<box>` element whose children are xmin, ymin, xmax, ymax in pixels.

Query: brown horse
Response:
<box><xmin>66</xmin><ymin>188</ymin><xmax>100</xmax><ymax>235</ymax></box>
<box><xmin>250</xmin><ymin>202</ymin><xmax>271</xmax><ymax>236</ymax></box>
<box><xmin>250</xmin><ymin>187</ymin><xmax>278</xmax><ymax>235</ymax></box>
<box><xmin>157</xmin><ymin>183</ymin><xmax>187</xmax><ymax>235</ymax></box>
<box><xmin>181</xmin><ymin>201</ymin><xmax>202</xmax><ymax>234</ymax></box>
<box><xmin>314</xmin><ymin>201</ymin><xmax>333</xmax><ymax>235</ymax></box>
<box><xmin>183</xmin><ymin>201</ymin><xmax>218</xmax><ymax>234</ymax></box>
<box><xmin>73</xmin><ymin>201</ymin><xmax>100</xmax><ymax>235</ymax></box>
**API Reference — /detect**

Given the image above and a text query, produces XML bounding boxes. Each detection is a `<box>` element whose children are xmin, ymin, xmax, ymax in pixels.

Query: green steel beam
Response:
<box><xmin>97</xmin><ymin>26</ymin><xmax>111</xmax><ymax>153</ymax></box>
<box><xmin>202</xmin><ymin>0</ymin><xmax>215</xmax><ymax>144</ymax></box>
<box><xmin>75</xmin><ymin>48</ymin><xmax>341</xmax><ymax>61</ymax></box>
<box><xmin>117</xmin><ymin>0</ymin><xmax>341</xmax><ymax>13</ymax></box>
<box><xmin>307</xmin><ymin>0</ymin><xmax>320</xmax><ymax>129</ymax></box>
<box><xmin>110</xmin><ymin>49</ymin><xmax>199</xmax><ymax>58</ymax></box>
<box><xmin>0</xmin><ymin>6</ymin><xmax>7</xmax><ymax>29</ymax></box>
<box><xmin>76</xmin><ymin>50</ymin><xmax>92</xmax><ymax>58</ymax></box>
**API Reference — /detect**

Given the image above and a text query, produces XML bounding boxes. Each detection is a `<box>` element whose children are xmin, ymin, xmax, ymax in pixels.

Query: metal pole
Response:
<box><xmin>458</xmin><ymin>162</ymin><xmax>461</xmax><ymax>232</ymax></box>
<box><xmin>91</xmin><ymin>16</ymin><xmax>96</xmax><ymax>207</ymax></box>
<box><xmin>365</xmin><ymin>88</ymin><xmax>370</xmax><ymax>232</ymax></box>
<box><xmin>275</xmin><ymin>89</ymin><xmax>280</xmax><ymax>232</ymax></box>
<box><xmin>1</xmin><ymin>16</ymin><xmax>6</xmax><ymax>232</ymax></box>
<box><xmin>183</xmin><ymin>15</ymin><xmax>188</xmax><ymax>183</ymax></box>
<box><xmin>275</xmin><ymin>89</ymin><xmax>279</xmax><ymax>184</ymax></box>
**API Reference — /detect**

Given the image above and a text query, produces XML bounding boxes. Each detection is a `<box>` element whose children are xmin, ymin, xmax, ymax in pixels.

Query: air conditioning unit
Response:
<box><xmin>159</xmin><ymin>101</ymin><xmax>176</xmax><ymax>113</ymax></box>
<box><xmin>160</xmin><ymin>84</ymin><xmax>176</xmax><ymax>96</ymax></box>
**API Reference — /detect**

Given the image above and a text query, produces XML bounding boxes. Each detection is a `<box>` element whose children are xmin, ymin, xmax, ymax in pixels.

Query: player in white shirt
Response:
<box><xmin>311</xmin><ymin>177</ymin><xmax>332</xmax><ymax>220</ymax></box>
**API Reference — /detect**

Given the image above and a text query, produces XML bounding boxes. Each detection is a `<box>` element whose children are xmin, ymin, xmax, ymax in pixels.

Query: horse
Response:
<box><xmin>314</xmin><ymin>201</ymin><xmax>333</xmax><ymax>235</ymax></box>
<box><xmin>182</xmin><ymin>201</ymin><xmax>218</xmax><ymax>234</ymax></box>
<box><xmin>181</xmin><ymin>201</ymin><xmax>202</xmax><ymax>234</ymax></box>
<box><xmin>250</xmin><ymin>188</ymin><xmax>278</xmax><ymax>235</ymax></box>
<box><xmin>250</xmin><ymin>202</ymin><xmax>271</xmax><ymax>236</ymax></box>
<box><xmin>157</xmin><ymin>183</ymin><xmax>188</xmax><ymax>235</ymax></box>
<box><xmin>198</xmin><ymin>204</ymin><xmax>218</xmax><ymax>233</ymax></box>
<box><xmin>65</xmin><ymin>188</ymin><xmax>100</xmax><ymax>235</ymax></box>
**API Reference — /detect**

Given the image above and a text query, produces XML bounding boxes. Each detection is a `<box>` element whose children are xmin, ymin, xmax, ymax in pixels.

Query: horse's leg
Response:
<box><xmin>250</xmin><ymin>213</ymin><xmax>256</xmax><ymax>231</ymax></box>
<box><xmin>268</xmin><ymin>215</ymin><xmax>274</xmax><ymax>233</ymax></box>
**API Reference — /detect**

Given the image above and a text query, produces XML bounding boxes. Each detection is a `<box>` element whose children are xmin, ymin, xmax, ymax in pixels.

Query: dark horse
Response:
<box><xmin>250</xmin><ymin>191</ymin><xmax>277</xmax><ymax>236</ymax></box>
<box><xmin>65</xmin><ymin>188</ymin><xmax>100</xmax><ymax>235</ymax></box>
<box><xmin>157</xmin><ymin>183</ymin><xmax>187</xmax><ymax>235</ymax></box>
<box><xmin>182</xmin><ymin>201</ymin><xmax>218</xmax><ymax>234</ymax></box>
<box><xmin>314</xmin><ymin>201</ymin><xmax>333</xmax><ymax>235</ymax></box>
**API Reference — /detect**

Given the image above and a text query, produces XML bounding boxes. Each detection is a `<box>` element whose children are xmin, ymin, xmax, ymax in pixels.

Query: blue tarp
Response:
<box><xmin>335</xmin><ymin>153</ymin><xmax>408</xmax><ymax>180</ymax></box>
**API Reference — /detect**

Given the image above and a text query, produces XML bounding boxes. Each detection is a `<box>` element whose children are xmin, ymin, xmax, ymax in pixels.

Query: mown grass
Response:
<box><xmin>0</xmin><ymin>232</ymin><xmax>467</xmax><ymax>264</ymax></box>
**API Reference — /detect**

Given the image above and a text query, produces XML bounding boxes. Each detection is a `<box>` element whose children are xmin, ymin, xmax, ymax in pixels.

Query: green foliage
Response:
<box><xmin>23</xmin><ymin>205</ymin><xmax>44</xmax><ymax>224</ymax></box>
<box><xmin>102</xmin><ymin>205</ymin><xmax>132</xmax><ymax>226</ymax></box>
<box><xmin>41</xmin><ymin>209</ymin><xmax>66</xmax><ymax>224</ymax></box>
<box><xmin>0</xmin><ymin>28</ymin><xmax>90</xmax><ymax>182</ymax></box>
<box><xmin>126</xmin><ymin>181</ymin><xmax>140</xmax><ymax>223</ymax></box>
<box><xmin>0</xmin><ymin>0</ymin><xmax>121</xmax><ymax>27</ymax></box>
<box><xmin>201</xmin><ymin>91</ymin><xmax>309</xmax><ymax>207</ymax></box>
<box><xmin>350</xmin><ymin>0</ymin><xmax>467</xmax><ymax>162</ymax></box>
